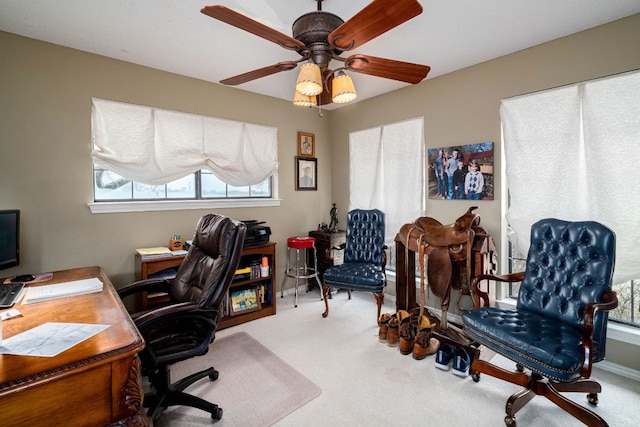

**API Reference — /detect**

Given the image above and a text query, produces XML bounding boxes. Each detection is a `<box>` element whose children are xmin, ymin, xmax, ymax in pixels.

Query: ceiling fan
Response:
<box><xmin>201</xmin><ymin>0</ymin><xmax>431</xmax><ymax>105</ymax></box>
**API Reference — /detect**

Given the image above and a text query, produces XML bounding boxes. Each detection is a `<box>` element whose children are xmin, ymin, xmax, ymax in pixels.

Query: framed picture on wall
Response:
<box><xmin>295</xmin><ymin>157</ymin><xmax>317</xmax><ymax>191</ymax></box>
<box><xmin>427</xmin><ymin>141</ymin><xmax>494</xmax><ymax>201</ymax></box>
<box><xmin>297</xmin><ymin>132</ymin><xmax>315</xmax><ymax>157</ymax></box>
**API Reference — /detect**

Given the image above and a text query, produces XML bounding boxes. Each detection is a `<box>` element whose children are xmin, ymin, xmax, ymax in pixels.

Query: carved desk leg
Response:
<box><xmin>110</xmin><ymin>355</ymin><xmax>149</xmax><ymax>427</ymax></box>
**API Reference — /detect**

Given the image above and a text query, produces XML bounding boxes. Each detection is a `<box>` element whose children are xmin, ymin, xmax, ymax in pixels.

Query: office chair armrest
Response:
<box><xmin>117</xmin><ymin>278</ymin><xmax>172</xmax><ymax>300</ymax></box>
<box><xmin>472</xmin><ymin>271</ymin><xmax>525</xmax><ymax>307</ymax></box>
<box><xmin>581</xmin><ymin>290</ymin><xmax>618</xmax><ymax>377</ymax></box>
<box><xmin>134</xmin><ymin>301</ymin><xmax>216</xmax><ymax>330</ymax></box>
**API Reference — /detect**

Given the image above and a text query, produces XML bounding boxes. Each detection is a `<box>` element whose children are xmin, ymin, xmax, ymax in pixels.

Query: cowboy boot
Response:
<box><xmin>386</xmin><ymin>314</ymin><xmax>400</xmax><ymax>347</ymax></box>
<box><xmin>398</xmin><ymin>310</ymin><xmax>414</xmax><ymax>355</ymax></box>
<box><xmin>378</xmin><ymin>313</ymin><xmax>392</xmax><ymax>343</ymax></box>
<box><xmin>412</xmin><ymin>315</ymin><xmax>440</xmax><ymax>360</ymax></box>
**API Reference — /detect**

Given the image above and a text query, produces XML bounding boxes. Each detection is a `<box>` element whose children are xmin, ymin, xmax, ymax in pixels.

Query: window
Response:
<box><xmin>94</xmin><ymin>168</ymin><xmax>271</xmax><ymax>201</ymax></box>
<box><xmin>349</xmin><ymin>118</ymin><xmax>425</xmax><ymax>271</ymax></box>
<box><xmin>89</xmin><ymin>98</ymin><xmax>278</xmax><ymax>211</ymax></box>
<box><xmin>501</xmin><ymin>69</ymin><xmax>640</xmax><ymax>327</ymax></box>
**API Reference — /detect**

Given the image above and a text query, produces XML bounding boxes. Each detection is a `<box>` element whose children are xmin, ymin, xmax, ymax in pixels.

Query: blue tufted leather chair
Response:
<box><xmin>463</xmin><ymin>219</ymin><xmax>617</xmax><ymax>427</ymax></box>
<box><xmin>321</xmin><ymin>209</ymin><xmax>387</xmax><ymax>321</ymax></box>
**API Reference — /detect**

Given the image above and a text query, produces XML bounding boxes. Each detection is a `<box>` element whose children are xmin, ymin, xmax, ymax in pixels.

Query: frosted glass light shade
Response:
<box><xmin>332</xmin><ymin>73</ymin><xmax>357</xmax><ymax>104</ymax></box>
<box><xmin>293</xmin><ymin>90</ymin><xmax>317</xmax><ymax>107</ymax></box>
<box><xmin>295</xmin><ymin>63</ymin><xmax>323</xmax><ymax>96</ymax></box>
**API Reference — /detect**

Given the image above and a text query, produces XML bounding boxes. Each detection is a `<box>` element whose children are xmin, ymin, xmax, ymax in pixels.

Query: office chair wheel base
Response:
<box><xmin>587</xmin><ymin>392</ymin><xmax>599</xmax><ymax>406</ymax></box>
<box><xmin>209</xmin><ymin>370</ymin><xmax>219</xmax><ymax>381</ymax></box>
<box><xmin>471</xmin><ymin>371</ymin><xmax>481</xmax><ymax>382</ymax></box>
<box><xmin>212</xmin><ymin>407</ymin><xmax>223</xmax><ymax>420</ymax></box>
<box><xmin>504</xmin><ymin>415</ymin><xmax>516</xmax><ymax>427</ymax></box>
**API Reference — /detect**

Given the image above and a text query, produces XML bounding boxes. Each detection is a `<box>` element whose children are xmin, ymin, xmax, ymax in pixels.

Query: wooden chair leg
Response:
<box><xmin>321</xmin><ymin>285</ymin><xmax>330</xmax><ymax>318</ymax></box>
<box><xmin>374</xmin><ymin>292</ymin><xmax>384</xmax><ymax>323</ymax></box>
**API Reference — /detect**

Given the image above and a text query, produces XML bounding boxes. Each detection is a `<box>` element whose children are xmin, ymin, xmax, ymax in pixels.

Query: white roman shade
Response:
<box><xmin>501</xmin><ymin>70</ymin><xmax>640</xmax><ymax>284</ymax></box>
<box><xmin>91</xmin><ymin>98</ymin><xmax>278</xmax><ymax>186</ymax></box>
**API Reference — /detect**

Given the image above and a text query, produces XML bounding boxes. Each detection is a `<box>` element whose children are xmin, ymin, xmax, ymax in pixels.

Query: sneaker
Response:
<box><xmin>434</xmin><ymin>344</ymin><xmax>456</xmax><ymax>371</ymax></box>
<box><xmin>452</xmin><ymin>348</ymin><xmax>471</xmax><ymax>377</ymax></box>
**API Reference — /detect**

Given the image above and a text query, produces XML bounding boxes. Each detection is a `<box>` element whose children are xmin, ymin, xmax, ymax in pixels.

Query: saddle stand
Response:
<box><xmin>395</xmin><ymin>207</ymin><xmax>497</xmax><ymax>350</ymax></box>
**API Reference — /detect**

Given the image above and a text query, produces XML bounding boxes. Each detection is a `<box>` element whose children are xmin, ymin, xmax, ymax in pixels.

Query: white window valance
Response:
<box><xmin>91</xmin><ymin>98</ymin><xmax>279</xmax><ymax>186</ymax></box>
<box><xmin>501</xmin><ymin>70</ymin><xmax>640</xmax><ymax>285</ymax></box>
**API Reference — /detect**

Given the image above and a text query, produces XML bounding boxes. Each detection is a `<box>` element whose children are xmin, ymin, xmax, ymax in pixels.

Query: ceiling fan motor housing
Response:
<box><xmin>292</xmin><ymin>12</ymin><xmax>344</xmax><ymax>69</ymax></box>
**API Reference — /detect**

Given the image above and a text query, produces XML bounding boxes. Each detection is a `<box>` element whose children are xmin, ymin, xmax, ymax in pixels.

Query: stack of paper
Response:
<box><xmin>23</xmin><ymin>278</ymin><xmax>104</xmax><ymax>304</ymax></box>
<box><xmin>136</xmin><ymin>246</ymin><xmax>173</xmax><ymax>260</ymax></box>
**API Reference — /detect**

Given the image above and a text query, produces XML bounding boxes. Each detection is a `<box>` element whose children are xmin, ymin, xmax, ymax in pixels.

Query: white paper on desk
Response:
<box><xmin>0</xmin><ymin>322</ymin><xmax>110</xmax><ymax>357</ymax></box>
<box><xmin>23</xmin><ymin>278</ymin><xmax>103</xmax><ymax>304</ymax></box>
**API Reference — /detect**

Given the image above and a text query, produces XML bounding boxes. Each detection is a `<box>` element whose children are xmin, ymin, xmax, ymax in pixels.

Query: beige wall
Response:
<box><xmin>1</xmin><ymin>14</ymin><xmax>639</xmax><ymax>369</ymax></box>
<box><xmin>0</xmin><ymin>30</ymin><xmax>333</xmax><ymax>288</ymax></box>
<box><xmin>328</xmin><ymin>14</ymin><xmax>640</xmax><ymax>370</ymax></box>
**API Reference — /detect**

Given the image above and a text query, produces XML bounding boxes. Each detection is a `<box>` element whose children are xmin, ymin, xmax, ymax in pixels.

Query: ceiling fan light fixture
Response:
<box><xmin>295</xmin><ymin>63</ymin><xmax>323</xmax><ymax>96</ymax></box>
<box><xmin>293</xmin><ymin>90</ymin><xmax>317</xmax><ymax>107</ymax></box>
<box><xmin>332</xmin><ymin>71</ymin><xmax>357</xmax><ymax>104</ymax></box>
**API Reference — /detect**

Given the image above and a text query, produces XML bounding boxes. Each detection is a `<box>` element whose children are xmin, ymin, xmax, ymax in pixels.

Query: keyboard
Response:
<box><xmin>0</xmin><ymin>282</ymin><xmax>25</xmax><ymax>308</ymax></box>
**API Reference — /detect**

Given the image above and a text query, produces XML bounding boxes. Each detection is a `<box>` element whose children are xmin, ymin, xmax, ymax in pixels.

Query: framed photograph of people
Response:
<box><xmin>427</xmin><ymin>141</ymin><xmax>494</xmax><ymax>201</ymax></box>
<box><xmin>295</xmin><ymin>157</ymin><xmax>317</xmax><ymax>191</ymax></box>
<box><xmin>230</xmin><ymin>287</ymin><xmax>261</xmax><ymax>315</ymax></box>
<box><xmin>297</xmin><ymin>131</ymin><xmax>315</xmax><ymax>157</ymax></box>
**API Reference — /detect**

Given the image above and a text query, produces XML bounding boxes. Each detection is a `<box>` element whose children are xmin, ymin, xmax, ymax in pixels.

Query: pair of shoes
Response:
<box><xmin>452</xmin><ymin>348</ymin><xmax>471</xmax><ymax>377</ymax></box>
<box><xmin>435</xmin><ymin>344</ymin><xmax>456</xmax><ymax>371</ymax></box>
<box><xmin>435</xmin><ymin>344</ymin><xmax>472</xmax><ymax>377</ymax></box>
<box><xmin>412</xmin><ymin>315</ymin><xmax>440</xmax><ymax>360</ymax></box>
<box><xmin>397</xmin><ymin>310</ymin><xmax>414</xmax><ymax>355</ymax></box>
<box><xmin>378</xmin><ymin>313</ymin><xmax>392</xmax><ymax>343</ymax></box>
<box><xmin>386</xmin><ymin>314</ymin><xmax>400</xmax><ymax>347</ymax></box>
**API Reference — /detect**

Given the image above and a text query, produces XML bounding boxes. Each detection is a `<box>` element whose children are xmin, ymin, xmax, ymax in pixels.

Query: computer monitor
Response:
<box><xmin>0</xmin><ymin>210</ymin><xmax>20</xmax><ymax>271</ymax></box>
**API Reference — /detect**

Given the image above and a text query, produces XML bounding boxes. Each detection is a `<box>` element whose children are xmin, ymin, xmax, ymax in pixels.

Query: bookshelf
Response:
<box><xmin>219</xmin><ymin>242</ymin><xmax>276</xmax><ymax>329</ymax></box>
<box><xmin>134</xmin><ymin>242</ymin><xmax>277</xmax><ymax>329</ymax></box>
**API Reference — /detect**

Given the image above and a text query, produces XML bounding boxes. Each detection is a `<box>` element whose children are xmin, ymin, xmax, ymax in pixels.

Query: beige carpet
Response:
<box><xmin>152</xmin><ymin>331</ymin><xmax>322</xmax><ymax>427</ymax></box>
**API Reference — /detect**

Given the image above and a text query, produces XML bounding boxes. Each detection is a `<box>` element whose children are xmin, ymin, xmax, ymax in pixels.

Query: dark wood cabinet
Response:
<box><xmin>308</xmin><ymin>230</ymin><xmax>346</xmax><ymax>282</ymax></box>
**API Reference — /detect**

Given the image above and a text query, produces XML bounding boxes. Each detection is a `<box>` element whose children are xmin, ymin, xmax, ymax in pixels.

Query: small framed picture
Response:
<box><xmin>296</xmin><ymin>157</ymin><xmax>317</xmax><ymax>191</ymax></box>
<box><xmin>297</xmin><ymin>131</ymin><xmax>315</xmax><ymax>157</ymax></box>
<box><xmin>230</xmin><ymin>287</ymin><xmax>261</xmax><ymax>315</ymax></box>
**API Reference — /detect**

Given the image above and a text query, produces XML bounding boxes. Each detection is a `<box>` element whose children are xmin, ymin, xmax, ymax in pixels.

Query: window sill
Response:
<box><xmin>88</xmin><ymin>198</ymin><xmax>281</xmax><ymax>213</ymax></box>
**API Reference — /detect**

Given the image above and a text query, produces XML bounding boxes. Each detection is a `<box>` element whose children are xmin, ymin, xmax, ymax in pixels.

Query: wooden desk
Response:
<box><xmin>0</xmin><ymin>266</ymin><xmax>148</xmax><ymax>427</ymax></box>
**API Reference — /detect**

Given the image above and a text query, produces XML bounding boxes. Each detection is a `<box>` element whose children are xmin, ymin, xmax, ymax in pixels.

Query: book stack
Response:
<box><xmin>136</xmin><ymin>246</ymin><xmax>173</xmax><ymax>260</ymax></box>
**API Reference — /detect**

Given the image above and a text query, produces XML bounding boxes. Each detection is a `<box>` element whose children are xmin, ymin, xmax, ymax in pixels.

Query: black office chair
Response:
<box><xmin>463</xmin><ymin>219</ymin><xmax>617</xmax><ymax>427</ymax></box>
<box><xmin>321</xmin><ymin>209</ymin><xmax>387</xmax><ymax>321</ymax></box>
<box><xmin>118</xmin><ymin>214</ymin><xmax>246</xmax><ymax>421</ymax></box>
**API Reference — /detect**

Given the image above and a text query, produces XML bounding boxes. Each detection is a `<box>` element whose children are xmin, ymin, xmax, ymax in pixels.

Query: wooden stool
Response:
<box><xmin>281</xmin><ymin>236</ymin><xmax>322</xmax><ymax>307</ymax></box>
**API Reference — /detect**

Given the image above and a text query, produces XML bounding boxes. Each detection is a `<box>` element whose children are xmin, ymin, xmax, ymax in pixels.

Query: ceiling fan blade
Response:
<box><xmin>220</xmin><ymin>61</ymin><xmax>298</xmax><ymax>86</ymax></box>
<box><xmin>318</xmin><ymin>69</ymin><xmax>334</xmax><ymax>106</ymax></box>
<box><xmin>201</xmin><ymin>5</ymin><xmax>305</xmax><ymax>51</ymax></box>
<box><xmin>345</xmin><ymin>54</ymin><xmax>430</xmax><ymax>84</ymax></box>
<box><xmin>328</xmin><ymin>0</ymin><xmax>422</xmax><ymax>51</ymax></box>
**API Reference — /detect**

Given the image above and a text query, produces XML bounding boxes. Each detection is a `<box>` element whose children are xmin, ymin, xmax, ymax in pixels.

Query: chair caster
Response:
<box><xmin>209</xmin><ymin>370</ymin><xmax>219</xmax><ymax>381</ymax></box>
<box><xmin>587</xmin><ymin>392</ymin><xmax>599</xmax><ymax>406</ymax></box>
<box><xmin>505</xmin><ymin>415</ymin><xmax>516</xmax><ymax>427</ymax></box>
<box><xmin>212</xmin><ymin>407</ymin><xmax>223</xmax><ymax>420</ymax></box>
<box><xmin>471</xmin><ymin>371</ymin><xmax>481</xmax><ymax>382</ymax></box>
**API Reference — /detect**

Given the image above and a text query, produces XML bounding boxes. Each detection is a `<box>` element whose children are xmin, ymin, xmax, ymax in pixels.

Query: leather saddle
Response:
<box><xmin>398</xmin><ymin>207</ymin><xmax>481</xmax><ymax>328</ymax></box>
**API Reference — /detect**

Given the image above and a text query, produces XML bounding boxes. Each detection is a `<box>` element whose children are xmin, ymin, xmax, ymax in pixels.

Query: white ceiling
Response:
<box><xmin>1</xmin><ymin>0</ymin><xmax>639</xmax><ymax>110</ymax></box>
